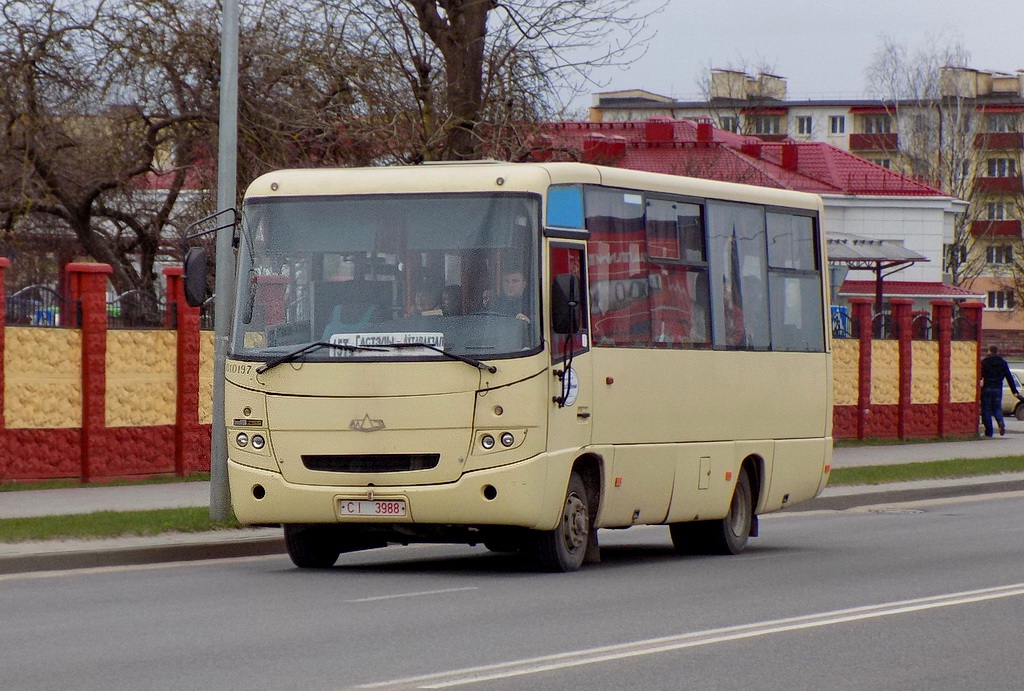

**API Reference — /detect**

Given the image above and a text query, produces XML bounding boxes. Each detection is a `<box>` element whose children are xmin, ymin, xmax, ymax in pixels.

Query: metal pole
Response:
<box><xmin>211</xmin><ymin>0</ymin><xmax>239</xmax><ymax>521</ymax></box>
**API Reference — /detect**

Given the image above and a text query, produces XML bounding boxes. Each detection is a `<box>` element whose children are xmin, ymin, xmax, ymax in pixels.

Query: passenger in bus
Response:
<box><xmin>441</xmin><ymin>285</ymin><xmax>463</xmax><ymax>316</ymax></box>
<box><xmin>412</xmin><ymin>286</ymin><xmax>442</xmax><ymax>316</ymax></box>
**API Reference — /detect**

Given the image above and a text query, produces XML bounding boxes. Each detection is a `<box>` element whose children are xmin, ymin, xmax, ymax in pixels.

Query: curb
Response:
<box><xmin>791</xmin><ymin>476</ymin><xmax>1024</xmax><ymax>512</ymax></box>
<box><xmin>0</xmin><ymin>534</ymin><xmax>284</xmax><ymax>576</ymax></box>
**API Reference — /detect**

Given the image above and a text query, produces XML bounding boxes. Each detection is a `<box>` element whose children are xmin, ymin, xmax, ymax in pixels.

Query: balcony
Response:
<box><xmin>974</xmin><ymin>176</ymin><xmax>1024</xmax><ymax>194</ymax></box>
<box><xmin>971</xmin><ymin>219</ymin><xmax>1022</xmax><ymax>237</ymax></box>
<box><xmin>849</xmin><ymin>133</ymin><xmax>899</xmax><ymax>151</ymax></box>
<box><xmin>974</xmin><ymin>132</ymin><xmax>1024</xmax><ymax>150</ymax></box>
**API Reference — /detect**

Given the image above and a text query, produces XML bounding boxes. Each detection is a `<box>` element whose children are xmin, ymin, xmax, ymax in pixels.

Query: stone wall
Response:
<box><xmin>831</xmin><ymin>297</ymin><xmax>983</xmax><ymax>440</ymax></box>
<box><xmin>0</xmin><ymin>260</ymin><xmax>210</xmax><ymax>481</ymax></box>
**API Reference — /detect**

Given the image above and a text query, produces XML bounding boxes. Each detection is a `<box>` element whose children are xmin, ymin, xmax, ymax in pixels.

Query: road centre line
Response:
<box><xmin>345</xmin><ymin>587</ymin><xmax>478</xmax><ymax>603</ymax></box>
<box><xmin>358</xmin><ymin>583</ymin><xmax>1024</xmax><ymax>689</ymax></box>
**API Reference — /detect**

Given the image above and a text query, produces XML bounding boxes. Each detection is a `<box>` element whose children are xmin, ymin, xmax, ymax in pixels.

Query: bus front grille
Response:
<box><xmin>301</xmin><ymin>453</ymin><xmax>441</xmax><ymax>473</ymax></box>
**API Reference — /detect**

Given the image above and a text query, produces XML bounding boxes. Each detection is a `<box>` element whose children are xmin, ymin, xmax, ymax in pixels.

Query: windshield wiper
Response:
<box><xmin>255</xmin><ymin>342</ymin><xmax>383</xmax><ymax>374</ymax></box>
<box><xmin>376</xmin><ymin>342</ymin><xmax>497</xmax><ymax>373</ymax></box>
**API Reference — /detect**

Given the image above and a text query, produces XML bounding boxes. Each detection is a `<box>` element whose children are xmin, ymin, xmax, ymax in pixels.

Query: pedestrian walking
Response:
<box><xmin>980</xmin><ymin>345</ymin><xmax>1022</xmax><ymax>437</ymax></box>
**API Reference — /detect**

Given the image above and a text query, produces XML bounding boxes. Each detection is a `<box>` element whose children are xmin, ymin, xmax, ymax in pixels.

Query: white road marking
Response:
<box><xmin>358</xmin><ymin>583</ymin><xmax>1024</xmax><ymax>689</ymax></box>
<box><xmin>345</xmin><ymin>587</ymin><xmax>478</xmax><ymax>603</ymax></box>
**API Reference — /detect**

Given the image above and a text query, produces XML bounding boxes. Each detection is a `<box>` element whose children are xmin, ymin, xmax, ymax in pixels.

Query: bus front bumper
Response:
<box><xmin>227</xmin><ymin>454</ymin><xmax>567</xmax><ymax>531</ymax></box>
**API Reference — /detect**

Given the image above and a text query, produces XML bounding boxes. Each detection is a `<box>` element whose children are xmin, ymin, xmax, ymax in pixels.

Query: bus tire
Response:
<box><xmin>530</xmin><ymin>471</ymin><xmax>590</xmax><ymax>572</ymax></box>
<box><xmin>283</xmin><ymin>524</ymin><xmax>342</xmax><ymax>569</ymax></box>
<box><xmin>670</xmin><ymin>467</ymin><xmax>753</xmax><ymax>556</ymax></box>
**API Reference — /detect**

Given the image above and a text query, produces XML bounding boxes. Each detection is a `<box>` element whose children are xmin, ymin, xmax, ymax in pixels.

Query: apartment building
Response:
<box><xmin>590</xmin><ymin>67</ymin><xmax>1024</xmax><ymax>352</ymax></box>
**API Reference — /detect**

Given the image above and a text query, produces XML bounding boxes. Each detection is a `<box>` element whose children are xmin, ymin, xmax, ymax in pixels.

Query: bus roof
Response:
<box><xmin>244</xmin><ymin>162</ymin><xmax>823</xmax><ymax>212</ymax></box>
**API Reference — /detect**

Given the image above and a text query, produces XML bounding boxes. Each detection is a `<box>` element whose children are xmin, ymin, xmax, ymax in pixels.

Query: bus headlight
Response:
<box><xmin>480</xmin><ymin>434</ymin><xmax>496</xmax><ymax>450</ymax></box>
<box><xmin>500</xmin><ymin>432</ymin><xmax>515</xmax><ymax>447</ymax></box>
<box><xmin>250</xmin><ymin>434</ymin><xmax>266</xmax><ymax>450</ymax></box>
<box><xmin>235</xmin><ymin>432</ymin><xmax>249</xmax><ymax>448</ymax></box>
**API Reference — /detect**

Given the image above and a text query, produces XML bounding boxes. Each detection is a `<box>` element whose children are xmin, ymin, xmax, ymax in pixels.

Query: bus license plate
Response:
<box><xmin>337</xmin><ymin>499</ymin><xmax>407</xmax><ymax>517</ymax></box>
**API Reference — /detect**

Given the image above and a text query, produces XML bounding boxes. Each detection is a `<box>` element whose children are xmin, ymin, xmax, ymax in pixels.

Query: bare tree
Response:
<box><xmin>0</xmin><ymin>0</ymin><xmax>217</xmax><ymax>298</ymax></box>
<box><xmin>864</xmin><ymin>34</ymin><xmax>991</xmax><ymax>290</ymax></box>
<box><xmin>1</xmin><ymin>0</ymin><xmax>663</xmax><ymax>298</ymax></box>
<box><xmin>329</xmin><ymin>0</ymin><xmax>662</xmax><ymax>161</ymax></box>
<box><xmin>694</xmin><ymin>57</ymin><xmax>783</xmax><ymax>136</ymax></box>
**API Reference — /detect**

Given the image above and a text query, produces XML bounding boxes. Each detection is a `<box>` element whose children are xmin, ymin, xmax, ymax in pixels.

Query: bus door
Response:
<box><xmin>547</xmin><ymin>244</ymin><xmax>592</xmax><ymax>452</ymax></box>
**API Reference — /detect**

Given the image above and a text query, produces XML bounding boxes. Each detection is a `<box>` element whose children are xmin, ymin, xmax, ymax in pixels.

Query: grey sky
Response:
<box><xmin>579</xmin><ymin>0</ymin><xmax>1023</xmax><ymax>106</ymax></box>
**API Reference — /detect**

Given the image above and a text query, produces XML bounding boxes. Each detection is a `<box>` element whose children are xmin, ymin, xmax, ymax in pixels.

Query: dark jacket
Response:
<box><xmin>981</xmin><ymin>354</ymin><xmax>1019</xmax><ymax>394</ymax></box>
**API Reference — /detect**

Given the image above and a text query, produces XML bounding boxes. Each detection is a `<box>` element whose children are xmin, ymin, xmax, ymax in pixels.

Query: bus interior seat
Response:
<box><xmin>322</xmin><ymin>304</ymin><xmax>377</xmax><ymax>340</ymax></box>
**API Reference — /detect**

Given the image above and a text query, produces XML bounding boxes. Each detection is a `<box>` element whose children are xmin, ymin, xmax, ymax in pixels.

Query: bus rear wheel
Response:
<box><xmin>283</xmin><ymin>524</ymin><xmax>342</xmax><ymax>569</ymax></box>
<box><xmin>530</xmin><ymin>471</ymin><xmax>589</xmax><ymax>572</ymax></box>
<box><xmin>670</xmin><ymin>467</ymin><xmax>753</xmax><ymax>556</ymax></box>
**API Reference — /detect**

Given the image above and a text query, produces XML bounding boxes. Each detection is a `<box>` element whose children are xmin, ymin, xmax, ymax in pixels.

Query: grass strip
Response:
<box><xmin>0</xmin><ymin>507</ymin><xmax>240</xmax><ymax>543</ymax></box>
<box><xmin>1</xmin><ymin>458</ymin><xmax>1022</xmax><ymax>544</ymax></box>
<box><xmin>829</xmin><ymin>455</ymin><xmax>1024</xmax><ymax>486</ymax></box>
<box><xmin>0</xmin><ymin>473</ymin><xmax>210</xmax><ymax>493</ymax></box>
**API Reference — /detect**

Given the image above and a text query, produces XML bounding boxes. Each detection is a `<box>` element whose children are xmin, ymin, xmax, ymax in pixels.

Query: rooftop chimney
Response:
<box><xmin>645</xmin><ymin>117</ymin><xmax>675</xmax><ymax>143</ymax></box>
<box><xmin>782</xmin><ymin>144</ymin><xmax>799</xmax><ymax>171</ymax></box>
<box><xmin>741</xmin><ymin>142</ymin><xmax>762</xmax><ymax>158</ymax></box>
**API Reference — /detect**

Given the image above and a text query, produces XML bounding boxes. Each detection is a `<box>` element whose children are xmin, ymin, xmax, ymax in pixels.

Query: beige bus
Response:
<box><xmin>188</xmin><ymin>161</ymin><xmax>832</xmax><ymax>571</ymax></box>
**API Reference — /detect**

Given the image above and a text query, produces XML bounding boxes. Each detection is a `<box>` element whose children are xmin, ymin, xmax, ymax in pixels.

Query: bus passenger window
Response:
<box><xmin>707</xmin><ymin>201</ymin><xmax>770</xmax><ymax>350</ymax></box>
<box><xmin>585</xmin><ymin>187</ymin><xmax>649</xmax><ymax>347</ymax></box>
<box><xmin>647</xmin><ymin>199</ymin><xmax>710</xmax><ymax>348</ymax></box>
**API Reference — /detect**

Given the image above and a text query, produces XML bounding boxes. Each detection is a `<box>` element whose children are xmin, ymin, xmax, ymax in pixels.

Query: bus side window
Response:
<box><xmin>550</xmin><ymin>246</ymin><xmax>588</xmax><ymax>362</ymax></box>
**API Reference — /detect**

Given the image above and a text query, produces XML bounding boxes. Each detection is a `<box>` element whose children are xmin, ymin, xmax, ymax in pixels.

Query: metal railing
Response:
<box><xmin>4</xmin><ymin>285</ymin><xmax>78</xmax><ymax>327</ymax></box>
<box><xmin>107</xmin><ymin>290</ymin><xmax>174</xmax><ymax>329</ymax></box>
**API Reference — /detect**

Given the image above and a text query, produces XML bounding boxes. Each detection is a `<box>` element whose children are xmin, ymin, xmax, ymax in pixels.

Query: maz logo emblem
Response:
<box><xmin>350</xmin><ymin>414</ymin><xmax>386</xmax><ymax>432</ymax></box>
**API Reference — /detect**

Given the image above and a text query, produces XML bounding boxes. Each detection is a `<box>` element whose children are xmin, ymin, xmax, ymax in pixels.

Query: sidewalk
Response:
<box><xmin>3</xmin><ymin>429</ymin><xmax>1024</xmax><ymax>574</ymax></box>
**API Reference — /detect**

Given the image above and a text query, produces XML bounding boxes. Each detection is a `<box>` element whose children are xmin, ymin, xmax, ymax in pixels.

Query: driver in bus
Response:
<box><xmin>491</xmin><ymin>264</ymin><xmax>530</xmax><ymax>322</ymax></box>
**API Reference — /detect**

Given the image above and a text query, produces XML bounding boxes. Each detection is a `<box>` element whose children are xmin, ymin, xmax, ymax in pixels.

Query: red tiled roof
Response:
<box><xmin>539</xmin><ymin>120</ymin><xmax>946</xmax><ymax>197</ymax></box>
<box><xmin>839</xmin><ymin>280</ymin><xmax>983</xmax><ymax>298</ymax></box>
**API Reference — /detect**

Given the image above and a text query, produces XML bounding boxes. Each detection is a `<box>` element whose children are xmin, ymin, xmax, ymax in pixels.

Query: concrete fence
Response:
<box><xmin>832</xmin><ymin>297</ymin><xmax>983</xmax><ymax>440</ymax></box>
<box><xmin>0</xmin><ymin>259</ymin><xmax>984</xmax><ymax>482</ymax></box>
<box><xmin>0</xmin><ymin>259</ymin><xmax>213</xmax><ymax>482</ymax></box>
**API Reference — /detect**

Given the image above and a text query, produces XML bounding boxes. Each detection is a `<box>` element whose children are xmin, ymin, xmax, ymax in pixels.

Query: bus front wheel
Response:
<box><xmin>670</xmin><ymin>467</ymin><xmax>753</xmax><ymax>556</ymax></box>
<box><xmin>283</xmin><ymin>524</ymin><xmax>342</xmax><ymax>568</ymax></box>
<box><xmin>530</xmin><ymin>471</ymin><xmax>590</xmax><ymax>572</ymax></box>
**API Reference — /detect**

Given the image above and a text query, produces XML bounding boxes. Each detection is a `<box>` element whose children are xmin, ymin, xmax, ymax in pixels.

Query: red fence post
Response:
<box><xmin>850</xmin><ymin>297</ymin><xmax>874</xmax><ymax>440</ymax></box>
<box><xmin>931</xmin><ymin>300</ymin><xmax>953</xmax><ymax>438</ymax></box>
<box><xmin>0</xmin><ymin>257</ymin><xmax>9</xmax><ymax>472</ymax></box>
<box><xmin>959</xmin><ymin>301</ymin><xmax>985</xmax><ymax>433</ymax></box>
<box><xmin>67</xmin><ymin>262</ymin><xmax>113</xmax><ymax>482</ymax></box>
<box><xmin>164</xmin><ymin>267</ymin><xmax>202</xmax><ymax>477</ymax></box>
<box><xmin>891</xmin><ymin>298</ymin><xmax>913</xmax><ymax>440</ymax></box>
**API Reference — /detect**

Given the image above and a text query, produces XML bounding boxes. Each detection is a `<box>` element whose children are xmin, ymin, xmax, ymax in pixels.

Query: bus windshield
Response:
<box><xmin>230</xmin><ymin>192</ymin><xmax>541</xmax><ymax>363</ymax></box>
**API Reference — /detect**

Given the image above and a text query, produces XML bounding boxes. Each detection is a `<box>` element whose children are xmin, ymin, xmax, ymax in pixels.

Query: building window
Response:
<box><xmin>988</xmin><ymin>202</ymin><xmax>1007</xmax><ymax>220</ymax></box>
<box><xmin>987</xmin><ymin>245</ymin><xmax>1013</xmax><ymax>264</ymax></box>
<box><xmin>870</xmin><ymin>158</ymin><xmax>892</xmax><ymax>169</ymax></box>
<box><xmin>752</xmin><ymin>115</ymin><xmax>781</xmax><ymax>135</ymax></box>
<box><xmin>987</xmin><ymin>113</ymin><xmax>1018</xmax><ymax>133</ymax></box>
<box><xmin>988</xmin><ymin>290</ymin><xmax>1016</xmax><ymax>311</ymax></box>
<box><xmin>829</xmin><ymin>116</ymin><xmax>846</xmax><ymax>134</ymax></box>
<box><xmin>862</xmin><ymin>114</ymin><xmax>893</xmax><ymax>134</ymax></box>
<box><xmin>796</xmin><ymin>116</ymin><xmax>813</xmax><ymax>135</ymax></box>
<box><xmin>987</xmin><ymin>158</ymin><xmax>1017</xmax><ymax>177</ymax></box>
<box><xmin>719</xmin><ymin>116</ymin><xmax>738</xmax><ymax>133</ymax></box>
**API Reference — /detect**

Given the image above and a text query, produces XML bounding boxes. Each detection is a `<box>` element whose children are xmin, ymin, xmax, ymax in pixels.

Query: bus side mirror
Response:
<box><xmin>183</xmin><ymin>247</ymin><xmax>209</xmax><ymax>308</ymax></box>
<box><xmin>552</xmin><ymin>273</ymin><xmax>581</xmax><ymax>335</ymax></box>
